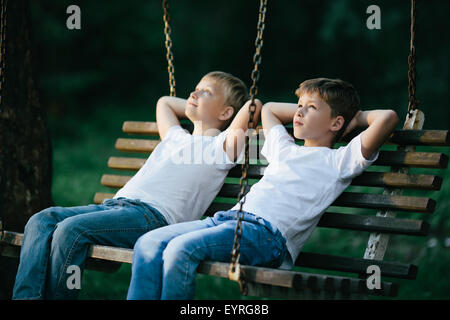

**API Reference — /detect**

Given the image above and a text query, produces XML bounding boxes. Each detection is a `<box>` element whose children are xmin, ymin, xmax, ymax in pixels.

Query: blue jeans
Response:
<box><xmin>12</xmin><ymin>198</ymin><xmax>168</xmax><ymax>300</ymax></box>
<box><xmin>127</xmin><ymin>210</ymin><xmax>287</xmax><ymax>300</ymax></box>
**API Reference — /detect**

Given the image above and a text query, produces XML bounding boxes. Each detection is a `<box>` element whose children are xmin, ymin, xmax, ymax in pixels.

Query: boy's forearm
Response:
<box><xmin>357</xmin><ymin>109</ymin><xmax>399</xmax><ymax>159</ymax></box>
<box><xmin>234</xmin><ymin>99</ymin><xmax>262</xmax><ymax>129</ymax></box>
<box><xmin>157</xmin><ymin>96</ymin><xmax>188</xmax><ymax>120</ymax></box>
<box><xmin>357</xmin><ymin>109</ymin><xmax>399</xmax><ymax>128</ymax></box>
<box><xmin>263</xmin><ymin>102</ymin><xmax>297</xmax><ymax>124</ymax></box>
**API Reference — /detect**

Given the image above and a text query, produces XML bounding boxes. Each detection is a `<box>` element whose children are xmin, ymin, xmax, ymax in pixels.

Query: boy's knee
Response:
<box><xmin>51</xmin><ymin>217</ymin><xmax>84</xmax><ymax>245</ymax></box>
<box><xmin>25</xmin><ymin>206</ymin><xmax>61</xmax><ymax>232</ymax></box>
<box><xmin>133</xmin><ymin>233</ymin><xmax>166</xmax><ymax>263</ymax></box>
<box><xmin>163</xmin><ymin>236</ymin><xmax>196</xmax><ymax>265</ymax></box>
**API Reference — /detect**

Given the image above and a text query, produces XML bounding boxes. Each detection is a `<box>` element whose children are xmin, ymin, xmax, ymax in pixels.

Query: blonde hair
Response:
<box><xmin>204</xmin><ymin>71</ymin><xmax>248</xmax><ymax>124</ymax></box>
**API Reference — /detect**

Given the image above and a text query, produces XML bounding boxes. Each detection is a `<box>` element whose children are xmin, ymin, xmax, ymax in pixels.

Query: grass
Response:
<box><xmin>48</xmin><ymin>104</ymin><xmax>450</xmax><ymax>300</ymax></box>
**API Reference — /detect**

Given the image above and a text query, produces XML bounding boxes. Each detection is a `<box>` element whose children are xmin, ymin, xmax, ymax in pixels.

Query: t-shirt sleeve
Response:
<box><xmin>214</xmin><ymin>128</ymin><xmax>245</xmax><ymax>165</ymax></box>
<box><xmin>333</xmin><ymin>131</ymin><xmax>380</xmax><ymax>180</ymax></box>
<box><xmin>163</xmin><ymin>125</ymin><xmax>189</xmax><ymax>141</ymax></box>
<box><xmin>261</xmin><ymin>124</ymin><xmax>295</xmax><ymax>163</ymax></box>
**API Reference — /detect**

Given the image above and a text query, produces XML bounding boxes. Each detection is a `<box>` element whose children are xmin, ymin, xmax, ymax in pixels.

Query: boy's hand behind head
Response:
<box><xmin>341</xmin><ymin>110</ymin><xmax>363</xmax><ymax>139</ymax></box>
<box><xmin>187</xmin><ymin>71</ymin><xmax>248</xmax><ymax>133</ymax></box>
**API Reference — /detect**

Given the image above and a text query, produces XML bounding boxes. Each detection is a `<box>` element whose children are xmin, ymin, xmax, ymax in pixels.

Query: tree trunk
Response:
<box><xmin>0</xmin><ymin>0</ymin><xmax>53</xmax><ymax>299</ymax></box>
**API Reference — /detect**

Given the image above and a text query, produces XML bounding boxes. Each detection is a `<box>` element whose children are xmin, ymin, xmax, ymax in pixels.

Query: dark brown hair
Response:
<box><xmin>295</xmin><ymin>78</ymin><xmax>360</xmax><ymax>143</ymax></box>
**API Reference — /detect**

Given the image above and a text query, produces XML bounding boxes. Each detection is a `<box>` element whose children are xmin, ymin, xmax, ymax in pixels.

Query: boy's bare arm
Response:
<box><xmin>156</xmin><ymin>96</ymin><xmax>188</xmax><ymax>139</ymax></box>
<box><xmin>261</xmin><ymin>102</ymin><xmax>298</xmax><ymax>132</ymax></box>
<box><xmin>343</xmin><ymin>109</ymin><xmax>399</xmax><ymax>160</ymax></box>
<box><xmin>224</xmin><ymin>99</ymin><xmax>262</xmax><ymax>162</ymax></box>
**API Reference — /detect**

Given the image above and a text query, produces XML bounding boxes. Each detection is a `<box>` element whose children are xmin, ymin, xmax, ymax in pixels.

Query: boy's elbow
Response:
<box><xmin>261</xmin><ymin>102</ymin><xmax>275</xmax><ymax>114</ymax></box>
<box><xmin>157</xmin><ymin>96</ymin><xmax>170</xmax><ymax>105</ymax></box>
<box><xmin>387</xmin><ymin>109</ymin><xmax>399</xmax><ymax>128</ymax></box>
<box><xmin>156</xmin><ymin>96</ymin><xmax>173</xmax><ymax>112</ymax></box>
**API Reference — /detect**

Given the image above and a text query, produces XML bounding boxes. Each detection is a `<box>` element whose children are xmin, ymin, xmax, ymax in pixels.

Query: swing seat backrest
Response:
<box><xmin>92</xmin><ymin>120</ymin><xmax>449</xmax><ymax>298</ymax></box>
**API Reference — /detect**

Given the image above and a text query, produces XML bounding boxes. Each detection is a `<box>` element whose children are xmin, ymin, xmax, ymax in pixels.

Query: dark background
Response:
<box><xmin>31</xmin><ymin>0</ymin><xmax>449</xmax><ymax>128</ymax></box>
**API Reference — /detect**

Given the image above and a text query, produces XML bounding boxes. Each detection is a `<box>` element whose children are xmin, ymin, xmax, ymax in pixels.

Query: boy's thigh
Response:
<box><xmin>137</xmin><ymin>218</ymin><xmax>215</xmax><ymax>249</ymax></box>
<box><xmin>56</xmin><ymin>205</ymin><xmax>167</xmax><ymax>248</ymax></box>
<box><xmin>166</xmin><ymin>218</ymin><xmax>283</xmax><ymax>267</ymax></box>
<box><xmin>34</xmin><ymin>203</ymin><xmax>107</xmax><ymax>224</ymax></box>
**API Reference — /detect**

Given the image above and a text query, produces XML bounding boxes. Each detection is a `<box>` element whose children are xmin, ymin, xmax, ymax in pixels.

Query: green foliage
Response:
<box><xmin>38</xmin><ymin>0</ymin><xmax>449</xmax><ymax>299</ymax></box>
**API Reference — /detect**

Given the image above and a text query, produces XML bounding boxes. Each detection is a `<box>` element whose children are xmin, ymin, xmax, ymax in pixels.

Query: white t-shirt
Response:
<box><xmin>114</xmin><ymin>125</ymin><xmax>242</xmax><ymax>225</ymax></box>
<box><xmin>231</xmin><ymin>124</ymin><xmax>379</xmax><ymax>266</ymax></box>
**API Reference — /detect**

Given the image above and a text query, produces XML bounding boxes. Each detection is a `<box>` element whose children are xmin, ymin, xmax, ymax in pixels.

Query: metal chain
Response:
<box><xmin>228</xmin><ymin>0</ymin><xmax>268</xmax><ymax>295</ymax></box>
<box><xmin>162</xmin><ymin>0</ymin><xmax>176</xmax><ymax>97</ymax></box>
<box><xmin>0</xmin><ymin>0</ymin><xmax>7</xmax><ymax>237</ymax></box>
<box><xmin>407</xmin><ymin>0</ymin><xmax>418</xmax><ymax>116</ymax></box>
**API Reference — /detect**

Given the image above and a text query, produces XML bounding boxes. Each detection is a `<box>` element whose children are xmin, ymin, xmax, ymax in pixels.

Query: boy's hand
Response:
<box><xmin>341</xmin><ymin>110</ymin><xmax>363</xmax><ymax>139</ymax></box>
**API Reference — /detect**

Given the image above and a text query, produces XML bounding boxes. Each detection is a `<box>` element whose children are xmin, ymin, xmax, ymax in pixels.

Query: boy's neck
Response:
<box><xmin>192</xmin><ymin>121</ymin><xmax>221</xmax><ymax>136</ymax></box>
<box><xmin>303</xmin><ymin>138</ymin><xmax>333</xmax><ymax>148</ymax></box>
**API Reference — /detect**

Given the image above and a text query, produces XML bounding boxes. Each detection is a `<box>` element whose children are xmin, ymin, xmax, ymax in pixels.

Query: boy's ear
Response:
<box><xmin>330</xmin><ymin>115</ymin><xmax>345</xmax><ymax>132</ymax></box>
<box><xmin>219</xmin><ymin>105</ymin><xmax>235</xmax><ymax>122</ymax></box>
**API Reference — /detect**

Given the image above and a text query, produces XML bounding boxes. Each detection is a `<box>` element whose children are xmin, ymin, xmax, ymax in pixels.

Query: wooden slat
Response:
<box><xmin>122</xmin><ymin>121</ymin><xmax>194</xmax><ymax>135</ymax></box>
<box><xmin>122</xmin><ymin>121</ymin><xmax>159</xmax><ymax>135</ymax></box>
<box><xmin>215</xmin><ymin>185</ymin><xmax>435</xmax><ymax>213</ymax></box>
<box><xmin>1</xmin><ymin>230</ymin><xmax>23</xmax><ymax>246</ymax></box>
<box><xmin>318</xmin><ymin>212</ymin><xmax>429</xmax><ymax>236</ymax></box>
<box><xmin>198</xmin><ymin>261</ymin><xmax>398</xmax><ymax>297</ymax></box>
<box><xmin>108</xmin><ymin>157</ymin><xmax>146</xmax><ymax>170</ymax></box>
<box><xmin>273</xmin><ymin>127</ymin><xmax>449</xmax><ymax>146</ymax></box>
<box><xmin>94</xmin><ymin>192</ymin><xmax>115</xmax><ymax>204</ymax></box>
<box><xmin>115</xmin><ymin>138</ymin><xmax>160</xmax><ymax>153</ymax></box>
<box><xmin>101</xmin><ymin>174</ymin><xmax>131</xmax><ymax>188</ymax></box>
<box><xmin>374</xmin><ymin>151</ymin><xmax>448</xmax><ymax>169</ymax></box>
<box><xmin>228</xmin><ymin>167</ymin><xmax>442</xmax><ymax>190</ymax></box>
<box><xmin>295</xmin><ymin>252</ymin><xmax>417</xmax><ymax>280</ymax></box>
<box><xmin>212</xmin><ymin>192</ymin><xmax>436</xmax><ymax>214</ymax></box>
<box><xmin>389</xmin><ymin>129</ymin><xmax>450</xmax><ymax>146</ymax></box>
<box><xmin>228</xmin><ymin>165</ymin><xmax>266</xmax><ymax>178</ymax></box>
<box><xmin>105</xmin><ymin>161</ymin><xmax>443</xmax><ymax>190</ymax></box>
<box><xmin>351</xmin><ymin>172</ymin><xmax>442</xmax><ymax>190</ymax></box>
<box><xmin>205</xmin><ymin>203</ymin><xmax>429</xmax><ymax>235</ymax></box>
<box><xmin>198</xmin><ymin>260</ymin><xmax>299</xmax><ymax>289</ymax></box>
<box><xmin>257</xmin><ymin>150</ymin><xmax>448</xmax><ymax>169</ymax></box>
<box><xmin>334</xmin><ymin>192</ymin><xmax>435</xmax><ymax>213</ymax></box>
<box><xmin>88</xmin><ymin>245</ymin><xmax>133</xmax><ymax>264</ymax></box>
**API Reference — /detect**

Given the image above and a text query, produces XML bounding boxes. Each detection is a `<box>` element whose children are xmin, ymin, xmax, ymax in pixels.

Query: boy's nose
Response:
<box><xmin>189</xmin><ymin>91</ymin><xmax>198</xmax><ymax>99</ymax></box>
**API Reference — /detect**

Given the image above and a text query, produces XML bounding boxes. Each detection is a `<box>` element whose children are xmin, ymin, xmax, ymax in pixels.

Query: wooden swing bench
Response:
<box><xmin>1</xmin><ymin>110</ymin><xmax>449</xmax><ymax>299</ymax></box>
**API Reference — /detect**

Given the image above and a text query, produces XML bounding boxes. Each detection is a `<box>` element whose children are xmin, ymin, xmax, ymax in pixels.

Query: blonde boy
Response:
<box><xmin>13</xmin><ymin>71</ymin><xmax>260</xmax><ymax>300</ymax></box>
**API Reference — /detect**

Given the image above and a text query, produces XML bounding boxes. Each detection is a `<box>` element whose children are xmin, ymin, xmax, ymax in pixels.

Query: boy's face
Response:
<box><xmin>185</xmin><ymin>77</ymin><xmax>232</xmax><ymax>128</ymax></box>
<box><xmin>293</xmin><ymin>92</ymin><xmax>341</xmax><ymax>144</ymax></box>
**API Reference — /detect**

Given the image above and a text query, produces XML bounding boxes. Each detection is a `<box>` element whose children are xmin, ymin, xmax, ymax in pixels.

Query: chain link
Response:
<box><xmin>162</xmin><ymin>0</ymin><xmax>176</xmax><ymax>97</ymax></box>
<box><xmin>228</xmin><ymin>0</ymin><xmax>268</xmax><ymax>295</ymax></box>
<box><xmin>407</xmin><ymin>0</ymin><xmax>419</xmax><ymax>116</ymax></box>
